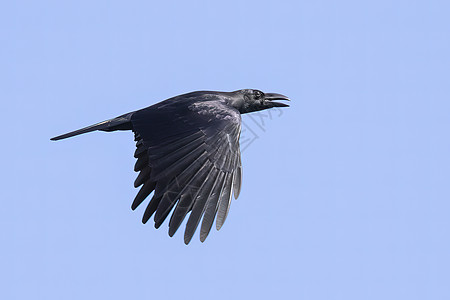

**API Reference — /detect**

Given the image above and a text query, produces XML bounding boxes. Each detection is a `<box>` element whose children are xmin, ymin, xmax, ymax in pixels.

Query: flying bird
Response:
<box><xmin>51</xmin><ymin>89</ymin><xmax>289</xmax><ymax>244</ymax></box>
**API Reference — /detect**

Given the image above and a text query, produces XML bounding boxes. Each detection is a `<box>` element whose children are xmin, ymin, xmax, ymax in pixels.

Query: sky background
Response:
<box><xmin>2</xmin><ymin>0</ymin><xmax>450</xmax><ymax>299</ymax></box>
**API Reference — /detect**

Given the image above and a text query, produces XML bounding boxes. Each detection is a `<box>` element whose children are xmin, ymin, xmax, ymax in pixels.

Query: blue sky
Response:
<box><xmin>2</xmin><ymin>0</ymin><xmax>450</xmax><ymax>299</ymax></box>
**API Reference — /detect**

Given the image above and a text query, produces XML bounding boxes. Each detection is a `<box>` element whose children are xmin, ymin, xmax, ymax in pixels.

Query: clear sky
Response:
<box><xmin>2</xmin><ymin>0</ymin><xmax>450</xmax><ymax>299</ymax></box>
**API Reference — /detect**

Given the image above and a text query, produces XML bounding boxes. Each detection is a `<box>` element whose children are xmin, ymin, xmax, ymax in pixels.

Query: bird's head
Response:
<box><xmin>231</xmin><ymin>89</ymin><xmax>290</xmax><ymax>114</ymax></box>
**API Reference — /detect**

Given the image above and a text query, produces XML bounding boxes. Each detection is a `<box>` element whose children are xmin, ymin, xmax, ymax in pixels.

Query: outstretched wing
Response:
<box><xmin>131</xmin><ymin>100</ymin><xmax>242</xmax><ymax>244</ymax></box>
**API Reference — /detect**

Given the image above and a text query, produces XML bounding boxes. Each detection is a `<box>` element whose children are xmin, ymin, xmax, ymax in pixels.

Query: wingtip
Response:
<box><xmin>168</xmin><ymin>226</ymin><xmax>177</xmax><ymax>237</ymax></box>
<box><xmin>154</xmin><ymin>221</ymin><xmax>163</xmax><ymax>229</ymax></box>
<box><xmin>184</xmin><ymin>235</ymin><xmax>193</xmax><ymax>245</ymax></box>
<box><xmin>200</xmin><ymin>232</ymin><xmax>208</xmax><ymax>242</ymax></box>
<box><xmin>142</xmin><ymin>215</ymin><xmax>150</xmax><ymax>224</ymax></box>
<box><xmin>216</xmin><ymin>222</ymin><xmax>224</xmax><ymax>231</ymax></box>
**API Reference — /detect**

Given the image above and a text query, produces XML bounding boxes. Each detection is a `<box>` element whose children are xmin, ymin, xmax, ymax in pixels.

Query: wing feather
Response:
<box><xmin>134</xmin><ymin>166</ymin><xmax>151</xmax><ymax>188</ymax></box>
<box><xmin>199</xmin><ymin>172</ymin><xmax>226</xmax><ymax>242</ymax></box>
<box><xmin>216</xmin><ymin>172</ymin><xmax>234</xmax><ymax>230</ymax></box>
<box><xmin>141</xmin><ymin>179</ymin><xmax>169</xmax><ymax>223</ymax></box>
<box><xmin>134</xmin><ymin>155</ymin><xmax>148</xmax><ymax>172</ymax></box>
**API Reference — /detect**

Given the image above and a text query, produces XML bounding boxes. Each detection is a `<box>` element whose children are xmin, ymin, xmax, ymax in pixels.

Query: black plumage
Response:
<box><xmin>51</xmin><ymin>89</ymin><xmax>289</xmax><ymax>244</ymax></box>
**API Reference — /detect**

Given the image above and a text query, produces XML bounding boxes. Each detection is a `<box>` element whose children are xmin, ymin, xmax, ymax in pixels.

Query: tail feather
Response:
<box><xmin>50</xmin><ymin>112</ymin><xmax>134</xmax><ymax>141</ymax></box>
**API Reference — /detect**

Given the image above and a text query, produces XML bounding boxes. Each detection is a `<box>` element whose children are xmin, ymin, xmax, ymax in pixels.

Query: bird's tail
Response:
<box><xmin>50</xmin><ymin>112</ymin><xmax>134</xmax><ymax>141</ymax></box>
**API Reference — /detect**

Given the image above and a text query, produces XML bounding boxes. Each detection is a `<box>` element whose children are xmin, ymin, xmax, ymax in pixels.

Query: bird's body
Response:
<box><xmin>51</xmin><ymin>89</ymin><xmax>289</xmax><ymax>244</ymax></box>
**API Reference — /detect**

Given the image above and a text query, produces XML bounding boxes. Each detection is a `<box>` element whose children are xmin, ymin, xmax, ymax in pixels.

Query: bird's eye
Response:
<box><xmin>254</xmin><ymin>91</ymin><xmax>262</xmax><ymax>100</ymax></box>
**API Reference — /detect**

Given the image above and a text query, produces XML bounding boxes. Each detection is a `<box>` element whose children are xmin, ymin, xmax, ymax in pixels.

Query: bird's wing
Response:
<box><xmin>130</xmin><ymin>100</ymin><xmax>242</xmax><ymax>244</ymax></box>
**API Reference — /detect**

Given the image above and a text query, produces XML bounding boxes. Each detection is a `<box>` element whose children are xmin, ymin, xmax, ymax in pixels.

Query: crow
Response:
<box><xmin>51</xmin><ymin>89</ymin><xmax>290</xmax><ymax>244</ymax></box>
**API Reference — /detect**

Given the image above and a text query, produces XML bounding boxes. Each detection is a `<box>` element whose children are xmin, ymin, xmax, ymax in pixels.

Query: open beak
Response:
<box><xmin>265</xmin><ymin>93</ymin><xmax>290</xmax><ymax>107</ymax></box>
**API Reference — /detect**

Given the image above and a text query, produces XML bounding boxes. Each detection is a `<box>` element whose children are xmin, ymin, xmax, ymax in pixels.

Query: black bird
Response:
<box><xmin>51</xmin><ymin>89</ymin><xmax>289</xmax><ymax>244</ymax></box>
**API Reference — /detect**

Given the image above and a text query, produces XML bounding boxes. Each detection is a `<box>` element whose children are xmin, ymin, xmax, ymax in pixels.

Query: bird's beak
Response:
<box><xmin>265</xmin><ymin>93</ymin><xmax>290</xmax><ymax>107</ymax></box>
